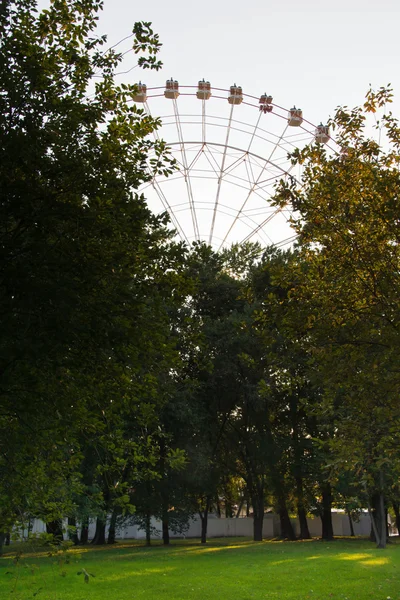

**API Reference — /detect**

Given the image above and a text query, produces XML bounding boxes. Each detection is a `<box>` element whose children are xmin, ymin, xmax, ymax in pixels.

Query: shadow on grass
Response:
<box><xmin>2</xmin><ymin>536</ymin><xmax>398</xmax><ymax>565</ymax></box>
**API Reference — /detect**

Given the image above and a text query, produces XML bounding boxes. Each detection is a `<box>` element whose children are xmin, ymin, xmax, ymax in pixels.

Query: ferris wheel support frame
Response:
<box><xmin>138</xmin><ymin>83</ymin><xmax>338</xmax><ymax>249</ymax></box>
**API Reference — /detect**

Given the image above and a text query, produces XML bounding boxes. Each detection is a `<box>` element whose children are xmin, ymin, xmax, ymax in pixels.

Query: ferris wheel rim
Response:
<box><xmin>140</xmin><ymin>84</ymin><xmax>339</xmax><ymax>150</ymax></box>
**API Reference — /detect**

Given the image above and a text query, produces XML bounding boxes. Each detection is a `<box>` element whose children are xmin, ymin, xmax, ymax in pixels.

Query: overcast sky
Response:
<box><xmin>98</xmin><ymin>0</ymin><xmax>400</xmax><ymax>122</ymax></box>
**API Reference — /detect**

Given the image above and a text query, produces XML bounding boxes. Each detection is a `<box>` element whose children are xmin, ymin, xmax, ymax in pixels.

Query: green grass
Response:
<box><xmin>1</xmin><ymin>537</ymin><xmax>400</xmax><ymax>599</ymax></box>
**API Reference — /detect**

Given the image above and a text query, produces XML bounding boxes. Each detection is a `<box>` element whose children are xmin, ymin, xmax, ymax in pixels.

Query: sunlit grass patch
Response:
<box><xmin>2</xmin><ymin>537</ymin><xmax>400</xmax><ymax>600</ymax></box>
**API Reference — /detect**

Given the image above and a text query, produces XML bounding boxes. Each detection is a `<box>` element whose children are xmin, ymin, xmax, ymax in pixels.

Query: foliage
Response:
<box><xmin>0</xmin><ymin>0</ymin><xmax>187</xmax><ymax>536</ymax></box>
<box><xmin>273</xmin><ymin>85</ymin><xmax>400</xmax><ymax>546</ymax></box>
<box><xmin>77</xmin><ymin>567</ymin><xmax>96</xmax><ymax>584</ymax></box>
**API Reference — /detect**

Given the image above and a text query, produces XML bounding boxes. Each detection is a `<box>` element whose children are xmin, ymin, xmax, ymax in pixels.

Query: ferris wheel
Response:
<box><xmin>134</xmin><ymin>79</ymin><xmax>337</xmax><ymax>250</ymax></box>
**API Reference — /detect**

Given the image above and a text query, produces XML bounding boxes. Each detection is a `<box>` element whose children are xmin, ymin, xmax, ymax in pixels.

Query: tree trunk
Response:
<box><xmin>278</xmin><ymin>502</ymin><xmax>296</xmax><ymax>540</ymax></box>
<box><xmin>246</xmin><ymin>496</ymin><xmax>250</xmax><ymax>518</ymax></box>
<box><xmin>385</xmin><ymin>508</ymin><xmax>389</xmax><ymax>541</ymax></box>
<box><xmin>162</xmin><ymin>518</ymin><xmax>170</xmax><ymax>545</ymax></box>
<box><xmin>225</xmin><ymin>502</ymin><xmax>233</xmax><ymax>518</ymax></box>
<box><xmin>159</xmin><ymin>438</ymin><xmax>170</xmax><ymax>546</ymax></box>
<box><xmin>199</xmin><ymin>510</ymin><xmax>208</xmax><ymax>544</ymax></box>
<box><xmin>253</xmin><ymin>511</ymin><xmax>263</xmax><ymax>541</ymax></box>
<box><xmin>392</xmin><ymin>501</ymin><xmax>400</xmax><ymax>535</ymax></box>
<box><xmin>80</xmin><ymin>517</ymin><xmax>89</xmax><ymax>545</ymax></box>
<box><xmin>297</xmin><ymin>506</ymin><xmax>311</xmax><ymax>539</ymax></box>
<box><xmin>46</xmin><ymin>520</ymin><xmax>63</xmax><ymax>542</ymax></box>
<box><xmin>251</xmin><ymin>486</ymin><xmax>264</xmax><ymax>542</ymax></box>
<box><xmin>161</xmin><ymin>485</ymin><xmax>170</xmax><ymax>545</ymax></box>
<box><xmin>296</xmin><ymin>477</ymin><xmax>310</xmax><ymax>539</ymax></box>
<box><xmin>368</xmin><ymin>486</ymin><xmax>387</xmax><ymax>548</ymax></box>
<box><xmin>199</xmin><ymin>497</ymin><xmax>211</xmax><ymax>544</ymax></box>
<box><xmin>377</xmin><ymin>488</ymin><xmax>386</xmax><ymax>549</ymax></box>
<box><xmin>27</xmin><ymin>517</ymin><xmax>33</xmax><ymax>538</ymax></box>
<box><xmin>145</xmin><ymin>510</ymin><xmax>151</xmax><ymax>546</ymax></box>
<box><xmin>320</xmin><ymin>484</ymin><xmax>334</xmax><ymax>541</ymax></box>
<box><xmin>235</xmin><ymin>498</ymin><xmax>244</xmax><ymax>518</ymax></box>
<box><xmin>200</xmin><ymin>513</ymin><xmax>208</xmax><ymax>544</ymax></box>
<box><xmin>0</xmin><ymin>533</ymin><xmax>5</xmax><ymax>556</ymax></box>
<box><xmin>68</xmin><ymin>517</ymin><xmax>80</xmax><ymax>545</ymax></box>
<box><xmin>91</xmin><ymin>517</ymin><xmax>106</xmax><ymax>545</ymax></box>
<box><xmin>107</xmin><ymin>509</ymin><xmax>118</xmax><ymax>544</ymax></box>
<box><xmin>368</xmin><ymin>493</ymin><xmax>379</xmax><ymax>543</ymax></box>
<box><xmin>346</xmin><ymin>507</ymin><xmax>355</xmax><ymax>537</ymax></box>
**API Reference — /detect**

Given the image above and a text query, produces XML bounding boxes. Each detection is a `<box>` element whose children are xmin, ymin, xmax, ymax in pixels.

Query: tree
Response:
<box><xmin>274</xmin><ymin>86</ymin><xmax>400</xmax><ymax>548</ymax></box>
<box><xmin>0</xmin><ymin>0</ymin><xmax>188</xmax><ymax>549</ymax></box>
<box><xmin>186</xmin><ymin>243</ymin><xmax>266</xmax><ymax>540</ymax></box>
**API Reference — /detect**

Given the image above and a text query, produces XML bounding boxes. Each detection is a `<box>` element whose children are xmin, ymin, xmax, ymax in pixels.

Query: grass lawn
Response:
<box><xmin>1</xmin><ymin>537</ymin><xmax>400</xmax><ymax>600</ymax></box>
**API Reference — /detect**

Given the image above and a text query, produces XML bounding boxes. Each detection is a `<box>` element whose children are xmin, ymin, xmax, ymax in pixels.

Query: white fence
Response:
<box><xmin>291</xmin><ymin>513</ymin><xmax>371</xmax><ymax>537</ymax></box>
<box><xmin>109</xmin><ymin>514</ymin><xmax>280</xmax><ymax>540</ymax></box>
<box><xmin>19</xmin><ymin>512</ymin><xmax>371</xmax><ymax>541</ymax></box>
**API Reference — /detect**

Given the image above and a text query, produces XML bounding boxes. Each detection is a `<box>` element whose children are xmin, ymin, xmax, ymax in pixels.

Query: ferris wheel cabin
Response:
<box><xmin>164</xmin><ymin>79</ymin><xmax>180</xmax><ymax>99</ymax></box>
<box><xmin>288</xmin><ymin>107</ymin><xmax>303</xmax><ymax>126</ymax></box>
<box><xmin>196</xmin><ymin>79</ymin><xmax>211</xmax><ymax>100</ymax></box>
<box><xmin>259</xmin><ymin>94</ymin><xmax>273</xmax><ymax>113</ymax></box>
<box><xmin>132</xmin><ymin>82</ymin><xmax>147</xmax><ymax>103</ymax></box>
<box><xmin>228</xmin><ymin>84</ymin><xmax>243</xmax><ymax>105</ymax></box>
<box><xmin>315</xmin><ymin>123</ymin><xmax>330</xmax><ymax>144</ymax></box>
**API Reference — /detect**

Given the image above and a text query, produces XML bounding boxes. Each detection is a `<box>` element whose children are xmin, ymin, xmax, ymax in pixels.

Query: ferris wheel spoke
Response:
<box><xmin>142</xmin><ymin>100</ymin><xmax>190</xmax><ymax>236</ymax></box>
<box><xmin>246</xmin><ymin>111</ymin><xmax>262</xmax><ymax>154</ymax></box>
<box><xmin>265</xmin><ymin>123</ymin><xmax>290</xmax><ymax>166</ymax></box>
<box><xmin>250</xmin><ymin>188</ymin><xmax>278</xmax><ymax>205</ymax></box>
<box><xmin>187</xmin><ymin>146</ymin><xmax>205</xmax><ymax>171</ymax></box>
<box><xmin>256</xmin><ymin>165</ymin><xmax>296</xmax><ymax>190</ymax></box>
<box><xmin>144</xmin><ymin>101</ymin><xmax>161</xmax><ymax>142</ymax></box>
<box><xmin>220</xmin><ymin>152</ymin><xmax>248</xmax><ymax>179</ymax></box>
<box><xmin>209</xmin><ymin>103</ymin><xmax>235</xmax><ymax>246</ymax></box>
<box><xmin>215</xmin><ymin>205</ymin><xmax>274</xmax><ymax>246</ymax></box>
<box><xmin>202</xmin><ymin>99</ymin><xmax>206</xmax><ymax>144</ymax></box>
<box><xmin>252</xmin><ymin>173</ymin><xmax>284</xmax><ymax>190</ymax></box>
<box><xmin>244</xmin><ymin>158</ymin><xmax>255</xmax><ymax>190</ymax></box>
<box><xmin>172</xmin><ymin>98</ymin><xmax>200</xmax><ymax>241</ymax></box>
<box><xmin>220</xmin><ymin>134</ymin><xmax>287</xmax><ymax>248</ymax></box>
<box><xmin>201</xmin><ymin>146</ymin><xmax>223</xmax><ymax>178</ymax></box>
<box><xmin>247</xmin><ymin>154</ymin><xmax>257</xmax><ymax>188</ymax></box>
<box><xmin>150</xmin><ymin>179</ymin><xmax>190</xmax><ymax>245</ymax></box>
<box><xmin>240</xmin><ymin>205</ymin><xmax>294</xmax><ymax>245</ymax></box>
<box><xmin>274</xmin><ymin>234</ymin><xmax>298</xmax><ymax>248</ymax></box>
<box><xmin>217</xmin><ymin>122</ymin><xmax>291</xmax><ymax>250</ymax></box>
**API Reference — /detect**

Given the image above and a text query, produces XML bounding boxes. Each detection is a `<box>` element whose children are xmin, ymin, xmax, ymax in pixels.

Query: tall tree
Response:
<box><xmin>274</xmin><ymin>86</ymin><xmax>400</xmax><ymax>548</ymax></box>
<box><xmin>0</xmin><ymin>0</ymin><xmax>186</xmax><ymax>548</ymax></box>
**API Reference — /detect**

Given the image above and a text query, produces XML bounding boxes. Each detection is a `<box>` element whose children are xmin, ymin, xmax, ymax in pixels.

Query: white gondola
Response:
<box><xmin>228</xmin><ymin>84</ymin><xmax>243</xmax><ymax>105</ymax></box>
<box><xmin>315</xmin><ymin>123</ymin><xmax>330</xmax><ymax>144</ymax></box>
<box><xmin>164</xmin><ymin>79</ymin><xmax>180</xmax><ymax>99</ymax></box>
<box><xmin>196</xmin><ymin>79</ymin><xmax>211</xmax><ymax>100</ymax></box>
<box><xmin>133</xmin><ymin>82</ymin><xmax>147</xmax><ymax>103</ymax></box>
<box><xmin>259</xmin><ymin>93</ymin><xmax>273</xmax><ymax>113</ymax></box>
<box><xmin>288</xmin><ymin>106</ymin><xmax>303</xmax><ymax>127</ymax></box>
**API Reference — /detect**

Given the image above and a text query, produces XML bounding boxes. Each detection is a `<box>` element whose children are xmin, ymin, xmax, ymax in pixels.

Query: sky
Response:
<box><xmin>37</xmin><ymin>0</ymin><xmax>400</xmax><ymax>248</ymax></box>
<box><xmin>98</xmin><ymin>0</ymin><xmax>400</xmax><ymax>121</ymax></box>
